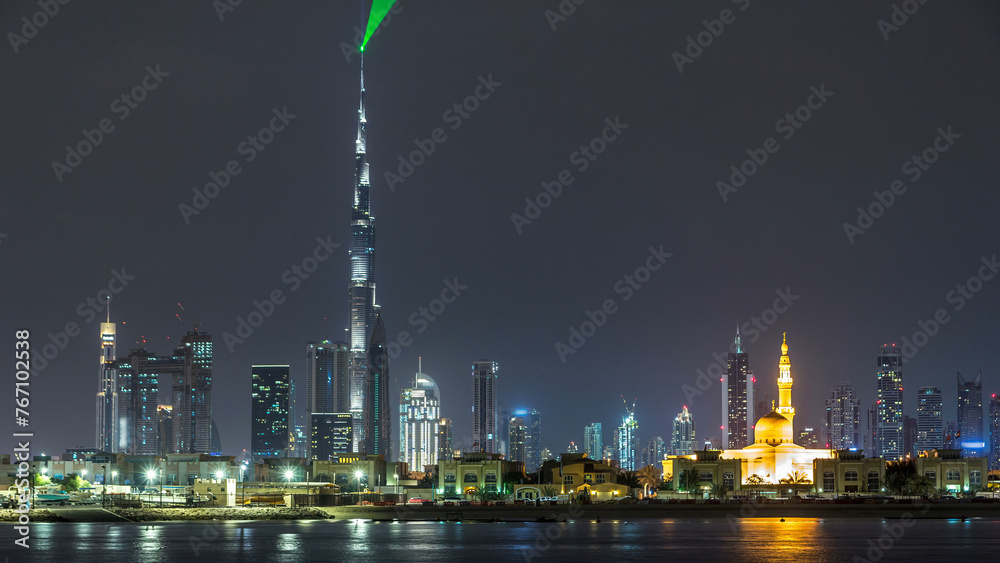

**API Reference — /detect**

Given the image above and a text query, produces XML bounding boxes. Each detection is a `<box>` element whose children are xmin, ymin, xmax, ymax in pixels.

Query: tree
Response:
<box><xmin>710</xmin><ymin>481</ymin><xmax>730</xmax><ymax>501</ymax></box>
<box><xmin>885</xmin><ymin>460</ymin><xmax>934</xmax><ymax>496</ymax></box>
<box><xmin>541</xmin><ymin>485</ymin><xmax>558</xmax><ymax>498</ymax></box>
<box><xmin>637</xmin><ymin>465</ymin><xmax>663</xmax><ymax>497</ymax></box>
<box><xmin>617</xmin><ymin>470</ymin><xmax>640</xmax><ymax>489</ymax></box>
<box><xmin>679</xmin><ymin>469</ymin><xmax>701</xmax><ymax>497</ymax></box>
<box><xmin>779</xmin><ymin>471</ymin><xmax>812</xmax><ymax>484</ymax></box>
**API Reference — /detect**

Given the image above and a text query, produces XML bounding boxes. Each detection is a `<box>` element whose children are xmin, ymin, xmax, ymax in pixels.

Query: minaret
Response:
<box><xmin>348</xmin><ymin>51</ymin><xmax>378</xmax><ymax>452</ymax></box>
<box><xmin>776</xmin><ymin>332</ymin><xmax>794</xmax><ymax>427</ymax></box>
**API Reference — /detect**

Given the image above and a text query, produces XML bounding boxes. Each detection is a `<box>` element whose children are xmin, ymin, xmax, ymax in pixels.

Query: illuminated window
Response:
<box><xmin>970</xmin><ymin>471</ymin><xmax>981</xmax><ymax>488</ymax></box>
<box><xmin>823</xmin><ymin>471</ymin><xmax>834</xmax><ymax>491</ymax></box>
<box><xmin>844</xmin><ymin>471</ymin><xmax>858</xmax><ymax>481</ymax></box>
<box><xmin>867</xmin><ymin>472</ymin><xmax>879</xmax><ymax>492</ymax></box>
<box><xmin>946</xmin><ymin>469</ymin><xmax>960</xmax><ymax>481</ymax></box>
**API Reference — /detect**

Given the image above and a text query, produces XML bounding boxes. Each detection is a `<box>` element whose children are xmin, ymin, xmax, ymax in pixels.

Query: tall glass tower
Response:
<box><xmin>916</xmin><ymin>386</ymin><xmax>944</xmax><ymax>454</ymax></box>
<box><xmin>825</xmin><ymin>383</ymin><xmax>860</xmax><ymax>450</ymax></box>
<box><xmin>348</xmin><ymin>54</ymin><xmax>379</xmax><ymax>452</ymax></box>
<box><xmin>171</xmin><ymin>330</ymin><xmax>213</xmax><ymax>454</ymax></box>
<box><xmin>989</xmin><ymin>394</ymin><xmax>999</xmax><ymax>470</ymax></box>
<box><xmin>725</xmin><ymin>327</ymin><xmax>753</xmax><ymax>449</ymax></box>
<box><xmin>957</xmin><ymin>371</ymin><xmax>984</xmax><ymax>457</ymax></box>
<box><xmin>671</xmin><ymin>405</ymin><xmax>696</xmax><ymax>455</ymax></box>
<box><xmin>96</xmin><ymin>307</ymin><xmax>117</xmax><ymax>452</ymax></box>
<box><xmin>876</xmin><ymin>344</ymin><xmax>903</xmax><ymax>460</ymax></box>
<box><xmin>618</xmin><ymin>409</ymin><xmax>638</xmax><ymax>471</ymax></box>
<box><xmin>400</xmin><ymin>358</ymin><xmax>440</xmax><ymax>471</ymax></box>
<box><xmin>584</xmin><ymin>422</ymin><xmax>603</xmax><ymax>460</ymax></box>
<box><xmin>250</xmin><ymin>365</ymin><xmax>290</xmax><ymax>462</ymax></box>
<box><xmin>472</xmin><ymin>361</ymin><xmax>498</xmax><ymax>453</ymax></box>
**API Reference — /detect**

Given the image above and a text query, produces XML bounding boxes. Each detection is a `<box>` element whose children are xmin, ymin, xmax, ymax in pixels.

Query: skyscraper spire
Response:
<box><xmin>734</xmin><ymin>324</ymin><xmax>741</xmax><ymax>353</ymax></box>
<box><xmin>348</xmin><ymin>40</ymin><xmax>378</xmax><ymax>453</ymax></box>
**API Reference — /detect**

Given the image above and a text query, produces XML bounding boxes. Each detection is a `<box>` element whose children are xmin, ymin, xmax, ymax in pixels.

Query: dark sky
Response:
<box><xmin>3</xmin><ymin>1</ymin><xmax>999</xmax><ymax>459</ymax></box>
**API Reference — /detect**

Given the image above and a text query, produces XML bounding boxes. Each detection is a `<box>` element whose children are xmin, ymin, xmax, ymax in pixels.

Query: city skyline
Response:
<box><xmin>4</xmin><ymin>2</ymin><xmax>1000</xmax><ymax>463</ymax></box>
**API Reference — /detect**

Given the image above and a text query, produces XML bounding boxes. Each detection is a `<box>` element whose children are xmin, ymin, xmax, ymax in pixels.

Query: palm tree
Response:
<box><xmin>779</xmin><ymin>471</ymin><xmax>812</xmax><ymax>484</ymax></box>
<box><xmin>710</xmin><ymin>481</ymin><xmax>730</xmax><ymax>501</ymax></box>
<box><xmin>636</xmin><ymin>465</ymin><xmax>662</xmax><ymax>497</ymax></box>
<box><xmin>679</xmin><ymin>469</ymin><xmax>701</xmax><ymax>498</ymax></box>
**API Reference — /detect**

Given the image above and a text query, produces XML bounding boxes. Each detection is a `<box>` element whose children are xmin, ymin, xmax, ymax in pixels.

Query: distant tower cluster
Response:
<box><xmin>875</xmin><ymin>344</ymin><xmax>903</xmax><ymax>461</ymax></box>
<box><xmin>989</xmin><ymin>394</ymin><xmax>1000</xmax><ymax>470</ymax></box>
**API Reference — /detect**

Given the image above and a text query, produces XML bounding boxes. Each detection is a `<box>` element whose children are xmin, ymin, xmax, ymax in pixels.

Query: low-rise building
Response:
<box><xmin>664</xmin><ymin>450</ymin><xmax>743</xmax><ymax>496</ymax></box>
<box><xmin>812</xmin><ymin>450</ymin><xmax>885</xmax><ymax>494</ymax></box>
<box><xmin>437</xmin><ymin>452</ymin><xmax>522</xmax><ymax>497</ymax></box>
<box><xmin>546</xmin><ymin>453</ymin><xmax>627</xmax><ymax>501</ymax></box>
<box><xmin>915</xmin><ymin>449</ymin><xmax>988</xmax><ymax>493</ymax></box>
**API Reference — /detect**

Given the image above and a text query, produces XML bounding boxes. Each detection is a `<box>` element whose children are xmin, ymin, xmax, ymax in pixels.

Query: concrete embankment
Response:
<box><xmin>318</xmin><ymin>502</ymin><xmax>1000</xmax><ymax>521</ymax></box>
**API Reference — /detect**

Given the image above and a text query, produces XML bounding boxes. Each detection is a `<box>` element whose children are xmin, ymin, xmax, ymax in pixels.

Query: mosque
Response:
<box><xmin>721</xmin><ymin>333</ymin><xmax>834</xmax><ymax>483</ymax></box>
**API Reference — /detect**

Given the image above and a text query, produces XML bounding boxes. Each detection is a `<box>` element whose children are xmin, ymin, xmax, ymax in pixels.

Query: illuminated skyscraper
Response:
<box><xmin>348</xmin><ymin>54</ymin><xmax>379</xmax><ymax>452</ymax></box>
<box><xmin>645</xmin><ymin>436</ymin><xmax>666</xmax><ymax>466</ymax></box>
<box><xmin>171</xmin><ymin>330</ymin><xmax>213</xmax><ymax>454</ymax></box>
<box><xmin>989</xmin><ymin>394</ymin><xmax>999</xmax><ymax>470</ymax></box>
<box><xmin>584</xmin><ymin>422</ymin><xmax>603</xmax><ymax>459</ymax></box>
<box><xmin>957</xmin><ymin>371</ymin><xmax>984</xmax><ymax>457</ymax></box>
<box><xmin>251</xmin><ymin>365</ymin><xmax>291</xmax><ymax>462</ymax></box>
<box><xmin>725</xmin><ymin>328</ymin><xmax>753</xmax><ymax>449</ymax></box>
<box><xmin>513</xmin><ymin>408</ymin><xmax>542</xmax><ymax>471</ymax></box>
<box><xmin>437</xmin><ymin>418</ymin><xmax>453</xmax><ymax>461</ymax></box>
<box><xmin>671</xmin><ymin>405</ymin><xmax>696</xmax><ymax>455</ymax></box>
<box><xmin>618</xmin><ymin>407</ymin><xmax>638</xmax><ymax>471</ymax></box>
<box><xmin>472</xmin><ymin>360</ymin><xmax>498</xmax><ymax>453</ymax></box>
<box><xmin>400</xmin><ymin>359</ymin><xmax>440</xmax><ymax>471</ymax></box>
<box><xmin>916</xmin><ymin>386</ymin><xmax>944</xmax><ymax>454</ymax></box>
<box><xmin>306</xmin><ymin>341</ymin><xmax>349</xmax><ymax>456</ymax></box>
<box><xmin>116</xmin><ymin>347</ymin><xmax>166</xmax><ymax>455</ymax></box>
<box><xmin>364</xmin><ymin>314</ymin><xmax>390</xmax><ymax>457</ymax></box>
<box><xmin>96</xmin><ymin>307</ymin><xmax>117</xmax><ymax>452</ymax></box>
<box><xmin>825</xmin><ymin>383</ymin><xmax>860</xmax><ymax>450</ymax></box>
<box><xmin>311</xmin><ymin>413</ymin><xmax>353</xmax><ymax>461</ymax></box>
<box><xmin>875</xmin><ymin>344</ymin><xmax>903</xmax><ymax>460</ymax></box>
<box><xmin>508</xmin><ymin>415</ymin><xmax>526</xmax><ymax>463</ymax></box>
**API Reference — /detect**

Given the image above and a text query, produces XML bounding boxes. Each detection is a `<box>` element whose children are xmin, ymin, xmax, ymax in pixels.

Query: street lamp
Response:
<box><xmin>355</xmin><ymin>471</ymin><xmax>365</xmax><ymax>505</ymax></box>
<box><xmin>101</xmin><ymin>465</ymin><xmax>107</xmax><ymax>508</ymax></box>
<box><xmin>240</xmin><ymin>463</ymin><xmax>248</xmax><ymax>506</ymax></box>
<box><xmin>146</xmin><ymin>469</ymin><xmax>157</xmax><ymax>507</ymax></box>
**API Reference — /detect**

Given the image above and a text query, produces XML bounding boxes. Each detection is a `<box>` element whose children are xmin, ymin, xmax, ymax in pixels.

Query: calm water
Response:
<box><xmin>7</xmin><ymin>518</ymin><xmax>1000</xmax><ymax>562</ymax></box>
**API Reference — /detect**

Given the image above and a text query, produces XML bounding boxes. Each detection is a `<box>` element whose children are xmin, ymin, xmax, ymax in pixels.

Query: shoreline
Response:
<box><xmin>6</xmin><ymin>503</ymin><xmax>999</xmax><ymax>523</ymax></box>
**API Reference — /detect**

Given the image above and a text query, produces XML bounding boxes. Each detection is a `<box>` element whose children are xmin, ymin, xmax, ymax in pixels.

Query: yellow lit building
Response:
<box><xmin>721</xmin><ymin>333</ymin><xmax>834</xmax><ymax>484</ymax></box>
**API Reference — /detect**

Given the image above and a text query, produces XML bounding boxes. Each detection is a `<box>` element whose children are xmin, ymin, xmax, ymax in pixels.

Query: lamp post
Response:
<box><xmin>146</xmin><ymin>469</ymin><xmax>157</xmax><ymax>507</ymax></box>
<box><xmin>354</xmin><ymin>471</ymin><xmax>364</xmax><ymax>505</ymax></box>
<box><xmin>240</xmin><ymin>463</ymin><xmax>247</xmax><ymax>506</ymax></box>
<box><xmin>101</xmin><ymin>465</ymin><xmax>107</xmax><ymax>508</ymax></box>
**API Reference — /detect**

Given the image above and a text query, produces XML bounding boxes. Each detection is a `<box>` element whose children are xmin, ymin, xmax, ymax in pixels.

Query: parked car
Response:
<box><xmin>406</xmin><ymin>498</ymin><xmax>426</xmax><ymax>504</ymax></box>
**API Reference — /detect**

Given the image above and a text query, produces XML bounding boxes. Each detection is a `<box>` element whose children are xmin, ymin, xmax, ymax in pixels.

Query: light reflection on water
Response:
<box><xmin>11</xmin><ymin>518</ymin><xmax>1000</xmax><ymax>562</ymax></box>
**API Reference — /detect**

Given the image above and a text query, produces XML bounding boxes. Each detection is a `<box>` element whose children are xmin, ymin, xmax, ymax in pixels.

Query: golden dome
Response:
<box><xmin>754</xmin><ymin>410</ymin><xmax>793</xmax><ymax>445</ymax></box>
<box><xmin>780</xmin><ymin>332</ymin><xmax>788</xmax><ymax>355</ymax></box>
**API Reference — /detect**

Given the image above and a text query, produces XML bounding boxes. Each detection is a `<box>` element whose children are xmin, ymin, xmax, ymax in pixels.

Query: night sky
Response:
<box><xmin>3</xmin><ymin>1</ymin><xmax>999</xmax><ymax>460</ymax></box>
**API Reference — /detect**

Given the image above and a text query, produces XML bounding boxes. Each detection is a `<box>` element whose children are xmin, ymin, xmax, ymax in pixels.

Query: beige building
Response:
<box><xmin>437</xmin><ymin>452</ymin><xmax>522</xmax><ymax>497</ymax></box>
<box><xmin>547</xmin><ymin>454</ymin><xmax>628</xmax><ymax>501</ymax></box>
<box><xmin>813</xmin><ymin>451</ymin><xmax>886</xmax><ymax>494</ymax></box>
<box><xmin>915</xmin><ymin>449</ymin><xmax>988</xmax><ymax>493</ymax></box>
<box><xmin>664</xmin><ymin>450</ymin><xmax>743</xmax><ymax>495</ymax></box>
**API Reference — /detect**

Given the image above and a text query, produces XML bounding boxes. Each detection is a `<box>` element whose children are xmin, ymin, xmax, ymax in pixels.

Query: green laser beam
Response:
<box><xmin>361</xmin><ymin>0</ymin><xmax>396</xmax><ymax>51</ymax></box>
